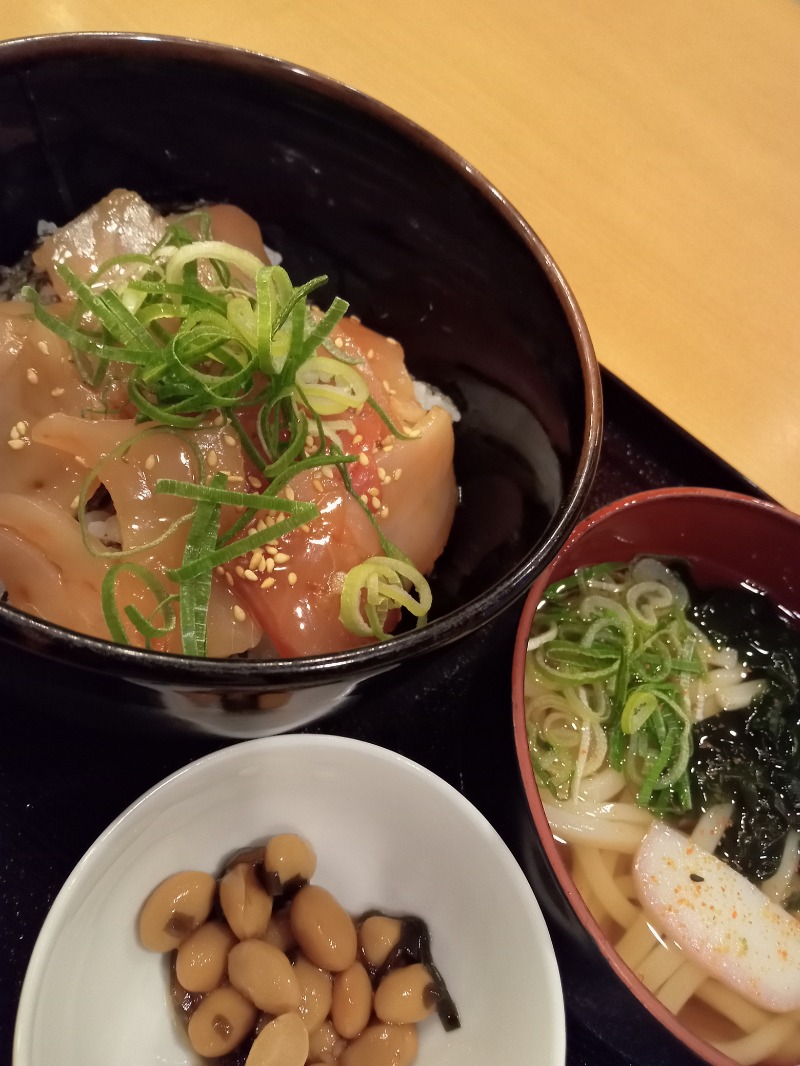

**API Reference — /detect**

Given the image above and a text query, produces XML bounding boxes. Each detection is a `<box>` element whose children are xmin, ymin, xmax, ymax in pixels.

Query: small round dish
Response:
<box><xmin>511</xmin><ymin>487</ymin><xmax>800</xmax><ymax>1066</ymax></box>
<box><xmin>13</xmin><ymin>733</ymin><xmax>565</xmax><ymax>1066</ymax></box>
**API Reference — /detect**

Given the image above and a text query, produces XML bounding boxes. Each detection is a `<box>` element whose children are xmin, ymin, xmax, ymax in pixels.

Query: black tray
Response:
<box><xmin>0</xmin><ymin>369</ymin><xmax>767</xmax><ymax>1066</ymax></box>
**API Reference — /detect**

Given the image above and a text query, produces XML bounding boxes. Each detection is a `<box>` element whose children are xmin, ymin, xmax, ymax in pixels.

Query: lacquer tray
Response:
<box><xmin>0</xmin><ymin>369</ymin><xmax>764</xmax><ymax>1066</ymax></box>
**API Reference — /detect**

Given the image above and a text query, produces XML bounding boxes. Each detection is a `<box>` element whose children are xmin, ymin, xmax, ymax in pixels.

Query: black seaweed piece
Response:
<box><xmin>689</xmin><ymin>586</ymin><xmax>800</xmax><ymax>883</ymax></box>
<box><xmin>359</xmin><ymin>910</ymin><xmax>461</xmax><ymax>1032</ymax></box>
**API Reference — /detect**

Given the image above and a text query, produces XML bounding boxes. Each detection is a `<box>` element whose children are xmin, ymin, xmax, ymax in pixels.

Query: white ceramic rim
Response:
<box><xmin>13</xmin><ymin>733</ymin><xmax>566</xmax><ymax>1066</ymax></box>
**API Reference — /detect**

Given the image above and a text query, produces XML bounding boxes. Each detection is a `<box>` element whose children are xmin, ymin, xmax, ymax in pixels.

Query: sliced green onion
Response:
<box><xmin>101</xmin><ymin>563</ymin><xmax>176</xmax><ymax>647</ymax></box>
<box><xmin>340</xmin><ymin>557</ymin><xmax>431</xmax><ymax>640</ymax></box>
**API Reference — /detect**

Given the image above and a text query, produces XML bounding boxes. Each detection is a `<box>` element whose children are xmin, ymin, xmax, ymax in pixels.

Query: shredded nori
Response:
<box><xmin>689</xmin><ymin>586</ymin><xmax>800</xmax><ymax>883</ymax></box>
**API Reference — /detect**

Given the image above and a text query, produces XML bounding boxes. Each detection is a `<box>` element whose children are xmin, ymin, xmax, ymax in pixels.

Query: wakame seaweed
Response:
<box><xmin>690</xmin><ymin>586</ymin><xmax>800</xmax><ymax>884</ymax></box>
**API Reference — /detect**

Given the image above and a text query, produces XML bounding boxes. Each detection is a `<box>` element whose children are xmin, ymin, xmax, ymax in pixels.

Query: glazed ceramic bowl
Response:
<box><xmin>0</xmin><ymin>32</ymin><xmax>601</xmax><ymax>736</ymax></box>
<box><xmin>13</xmin><ymin>734</ymin><xmax>565</xmax><ymax>1066</ymax></box>
<box><xmin>511</xmin><ymin>488</ymin><xmax>800</xmax><ymax>1066</ymax></box>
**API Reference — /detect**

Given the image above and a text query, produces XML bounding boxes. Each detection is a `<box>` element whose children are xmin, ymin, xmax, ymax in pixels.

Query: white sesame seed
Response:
<box><xmin>225</xmin><ymin>572</ymin><xmax>234</xmax><ymax>587</ymax></box>
<box><xmin>235</xmin><ymin>565</ymin><xmax>245</xmax><ymax>578</ymax></box>
<box><xmin>256</xmin><ymin>519</ymin><xmax>267</xmax><ymax>532</ymax></box>
<box><xmin>215</xmin><ymin>566</ymin><xmax>225</xmax><ymax>576</ymax></box>
<box><xmin>248</xmin><ymin>476</ymin><xmax>263</xmax><ymax>489</ymax></box>
<box><xmin>358</xmin><ymin>453</ymin><xmax>369</xmax><ymax>467</ymax></box>
<box><xmin>322</xmin><ymin>465</ymin><xmax>334</xmax><ymax>478</ymax></box>
<box><xmin>250</xmin><ymin>550</ymin><xmax>264</xmax><ymax>569</ymax></box>
<box><xmin>7</xmin><ymin>438</ymin><xmax>25</xmax><ymax>451</ymax></box>
<box><xmin>144</xmin><ymin>454</ymin><xmax>157</xmax><ymax>471</ymax></box>
<box><xmin>313</xmin><ymin>478</ymin><xmax>324</xmax><ymax>493</ymax></box>
<box><xmin>352</xmin><ymin>434</ymin><xmax>363</xmax><ymax>446</ymax></box>
<box><xmin>371</xmin><ymin>495</ymin><xmax>381</xmax><ymax>510</ymax></box>
<box><xmin>9</xmin><ymin>426</ymin><xmax>19</xmax><ymax>440</ymax></box>
<box><xmin>227</xmin><ymin>475</ymin><xmax>244</xmax><ymax>484</ymax></box>
<box><xmin>367</xmin><ymin>487</ymin><xmax>379</xmax><ymax>497</ymax></box>
<box><xmin>284</xmin><ymin>486</ymin><xmax>295</xmax><ymax>501</ymax></box>
<box><xmin>265</xmin><ymin>557</ymin><xmax>275</xmax><ymax>572</ymax></box>
<box><xmin>386</xmin><ymin>336</ymin><xmax>399</xmax><ymax>346</ymax></box>
<box><xmin>16</xmin><ymin>421</ymin><xmax>28</xmax><ymax>434</ymax></box>
<box><xmin>300</xmin><ymin>523</ymin><xmax>310</xmax><ymax>533</ymax></box>
<box><xmin>26</xmin><ymin>367</ymin><xmax>39</xmax><ymax>385</ymax></box>
<box><xmin>334</xmin><ymin>336</ymin><xmax>344</xmax><ymax>349</ymax></box>
<box><xmin>36</xmin><ymin>340</ymin><xmax>49</xmax><ymax>355</ymax></box>
<box><xmin>394</xmin><ymin>468</ymin><xmax>403</xmax><ymax>480</ymax></box>
<box><xmin>260</xmin><ymin>576</ymin><xmax>275</xmax><ymax>589</ymax></box>
<box><xmin>70</xmin><ymin>496</ymin><xmax>79</xmax><ymax>510</ymax></box>
<box><xmin>207</xmin><ymin>449</ymin><xmax>218</xmax><ymax>468</ymax></box>
<box><xmin>50</xmin><ymin>387</ymin><xmax>65</xmax><ymax>398</ymax></box>
<box><xmin>377</xmin><ymin>467</ymin><xmax>386</xmax><ymax>480</ymax></box>
<box><xmin>287</xmin><ymin>572</ymin><xmax>298</xmax><ymax>586</ymax></box>
<box><xmin>274</xmin><ymin>552</ymin><xmax>291</xmax><ymax>564</ymax></box>
<box><xmin>382</xmin><ymin>444</ymin><xmax>394</xmax><ymax>453</ymax></box>
<box><xmin>366</xmin><ymin>348</ymin><xmax>375</xmax><ymax>360</ymax></box>
<box><xmin>233</xmin><ymin>605</ymin><xmax>247</xmax><ymax>622</ymax></box>
<box><xmin>244</xmin><ymin>569</ymin><xmax>259</xmax><ymax>582</ymax></box>
<box><xmin>360</xmin><ymin>494</ymin><xmax>368</xmax><ymax>504</ymax></box>
<box><xmin>266</xmin><ymin>545</ymin><xmax>278</xmax><ymax>557</ymax></box>
<box><xmin>380</xmin><ymin>505</ymin><xmax>389</xmax><ymax>518</ymax></box>
<box><xmin>223</xmin><ymin>434</ymin><xmax>237</xmax><ymax>447</ymax></box>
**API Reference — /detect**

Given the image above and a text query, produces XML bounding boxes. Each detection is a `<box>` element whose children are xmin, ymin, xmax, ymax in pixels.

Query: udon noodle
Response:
<box><xmin>525</xmin><ymin>557</ymin><xmax>800</xmax><ymax>1066</ymax></box>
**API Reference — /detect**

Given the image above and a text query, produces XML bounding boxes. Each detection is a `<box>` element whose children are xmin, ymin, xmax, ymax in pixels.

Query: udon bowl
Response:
<box><xmin>511</xmin><ymin>487</ymin><xmax>800</xmax><ymax>1066</ymax></box>
<box><xmin>0</xmin><ymin>33</ymin><xmax>601</xmax><ymax>736</ymax></box>
<box><xmin>13</xmin><ymin>733</ymin><xmax>565</xmax><ymax>1066</ymax></box>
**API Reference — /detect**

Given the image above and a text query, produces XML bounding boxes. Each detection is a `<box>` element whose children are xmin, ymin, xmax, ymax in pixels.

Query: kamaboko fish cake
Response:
<box><xmin>0</xmin><ymin>189</ymin><xmax>457</xmax><ymax>658</ymax></box>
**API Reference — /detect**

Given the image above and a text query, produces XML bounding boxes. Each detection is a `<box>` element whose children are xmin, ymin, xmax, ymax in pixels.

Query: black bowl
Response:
<box><xmin>0</xmin><ymin>33</ymin><xmax>602</xmax><ymax>735</ymax></box>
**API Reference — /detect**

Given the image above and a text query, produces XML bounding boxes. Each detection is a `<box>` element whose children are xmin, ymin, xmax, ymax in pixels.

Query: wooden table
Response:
<box><xmin>4</xmin><ymin>1</ymin><xmax>799</xmax><ymax>508</ymax></box>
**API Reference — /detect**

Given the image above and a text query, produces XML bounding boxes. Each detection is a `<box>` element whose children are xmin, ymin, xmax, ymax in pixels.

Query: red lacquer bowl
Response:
<box><xmin>512</xmin><ymin>487</ymin><xmax>800</xmax><ymax>1066</ymax></box>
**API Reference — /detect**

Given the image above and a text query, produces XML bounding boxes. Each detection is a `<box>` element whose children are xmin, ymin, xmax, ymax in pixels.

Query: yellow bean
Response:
<box><xmin>290</xmin><ymin>885</ymin><xmax>357</xmax><ymax>972</ymax></box>
<box><xmin>138</xmin><ymin>871</ymin><xmax>216</xmax><ymax>952</ymax></box>
<box><xmin>262</xmin><ymin>906</ymin><xmax>296</xmax><ymax>953</ymax></box>
<box><xmin>374</xmin><ymin>962</ymin><xmax>435</xmax><ymax>1024</ymax></box>
<box><xmin>263</xmin><ymin>833</ymin><xmax>317</xmax><ymax>893</ymax></box>
<box><xmin>358</xmin><ymin>914</ymin><xmax>402</xmax><ymax>970</ymax></box>
<box><xmin>228</xmin><ymin>938</ymin><xmax>301</xmax><ymax>1013</ymax></box>
<box><xmin>307</xmin><ymin>1019</ymin><xmax>347</xmax><ymax>1063</ymax></box>
<box><xmin>339</xmin><ymin>1022</ymin><xmax>418</xmax><ymax>1066</ymax></box>
<box><xmin>245</xmin><ymin>1010</ymin><xmax>309</xmax><ymax>1066</ymax></box>
<box><xmin>294</xmin><ymin>952</ymin><xmax>333</xmax><ymax>1032</ymax></box>
<box><xmin>175</xmin><ymin>919</ymin><xmax>237</xmax><ymax>993</ymax></box>
<box><xmin>219</xmin><ymin>861</ymin><xmax>273</xmax><ymax>940</ymax></box>
<box><xmin>187</xmin><ymin>984</ymin><xmax>257</xmax><ymax>1057</ymax></box>
<box><xmin>331</xmin><ymin>961</ymin><xmax>373</xmax><ymax>1039</ymax></box>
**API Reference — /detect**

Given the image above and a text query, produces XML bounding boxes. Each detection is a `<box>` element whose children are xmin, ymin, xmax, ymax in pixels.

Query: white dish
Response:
<box><xmin>13</xmin><ymin>734</ymin><xmax>565</xmax><ymax>1066</ymax></box>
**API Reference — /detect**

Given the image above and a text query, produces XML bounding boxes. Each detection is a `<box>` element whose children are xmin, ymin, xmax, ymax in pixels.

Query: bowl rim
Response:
<box><xmin>0</xmin><ymin>30</ymin><xmax>602</xmax><ymax>686</ymax></box>
<box><xmin>13</xmin><ymin>732</ymin><xmax>567</xmax><ymax>1066</ymax></box>
<box><xmin>511</xmin><ymin>486</ymin><xmax>800</xmax><ymax>1066</ymax></box>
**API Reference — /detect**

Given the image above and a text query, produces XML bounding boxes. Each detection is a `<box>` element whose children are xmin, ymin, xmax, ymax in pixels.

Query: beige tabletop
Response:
<box><xmin>4</xmin><ymin>1</ymin><xmax>800</xmax><ymax>510</ymax></box>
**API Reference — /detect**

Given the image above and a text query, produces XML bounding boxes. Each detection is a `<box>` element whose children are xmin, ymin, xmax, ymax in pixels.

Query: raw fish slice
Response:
<box><xmin>232</xmin><ymin>468</ymin><xmax>383</xmax><ymax>658</ymax></box>
<box><xmin>32</xmin><ymin>189</ymin><xmax>167</xmax><ymax>301</ymax></box>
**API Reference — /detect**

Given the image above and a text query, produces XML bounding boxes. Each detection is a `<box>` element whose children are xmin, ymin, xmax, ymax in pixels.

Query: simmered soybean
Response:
<box><xmin>141</xmin><ymin>832</ymin><xmax>458</xmax><ymax>1063</ymax></box>
<box><xmin>340</xmin><ymin>1022</ymin><xmax>419</xmax><ymax>1066</ymax></box>
<box><xmin>186</xmin><ymin>984</ymin><xmax>257</xmax><ymax>1057</ymax></box>
<box><xmin>290</xmin><ymin>884</ymin><xmax>358</xmax><ymax>972</ymax></box>
<box><xmin>139</xmin><ymin>870</ymin><xmax>216</xmax><ymax>953</ymax></box>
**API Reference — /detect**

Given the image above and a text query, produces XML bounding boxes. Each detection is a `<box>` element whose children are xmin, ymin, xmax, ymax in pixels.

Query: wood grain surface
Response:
<box><xmin>4</xmin><ymin>0</ymin><xmax>799</xmax><ymax>508</ymax></box>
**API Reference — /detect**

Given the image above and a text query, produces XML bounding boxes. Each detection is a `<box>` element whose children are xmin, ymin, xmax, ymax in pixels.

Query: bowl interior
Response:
<box><xmin>0</xmin><ymin>33</ymin><xmax>601</xmax><ymax>693</ymax></box>
<box><xmin>512</xmin><ymin>489</ymin><xmax>800</xmax><ymax>1066</ymax></box>
<box><xmin>14</xmin><ymin>734</ymin><xmax>565</xmax><ymax>1066</ymax></box>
